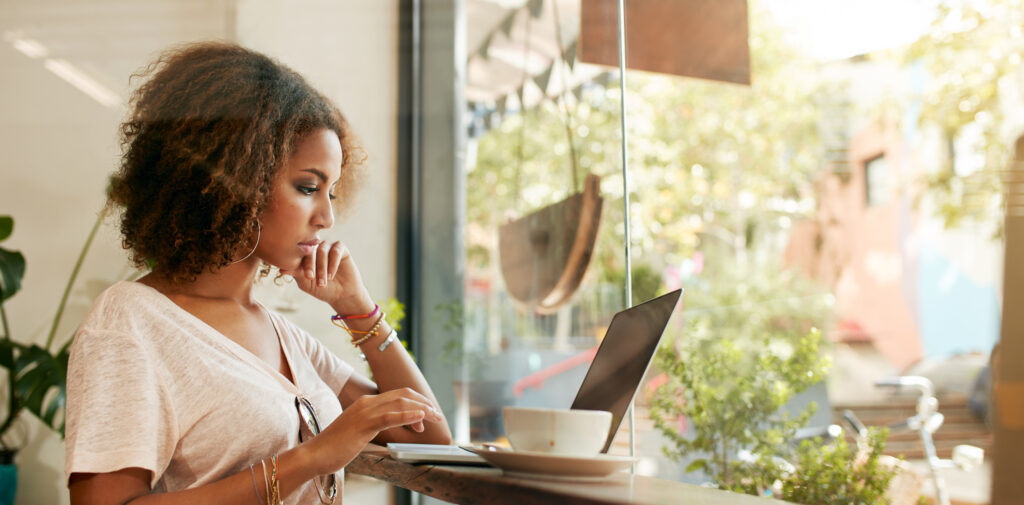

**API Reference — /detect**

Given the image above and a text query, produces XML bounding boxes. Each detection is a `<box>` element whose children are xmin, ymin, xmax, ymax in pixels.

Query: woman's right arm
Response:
<box><xmin>69</xmin><ymin>446</ymin><xmax>318</xmax><ymax>505</ymax></box>
<box><xmin>69</xmin><ymin>388</ymin><xmax>440</xmax><ymax>505</ymax></box>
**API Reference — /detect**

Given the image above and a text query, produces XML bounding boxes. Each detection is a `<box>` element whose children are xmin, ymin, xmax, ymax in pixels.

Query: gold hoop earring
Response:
<box><xmin>228</xmin><ymin>222</ymin><xmax>261</xmax><ymax>265</ymax></box>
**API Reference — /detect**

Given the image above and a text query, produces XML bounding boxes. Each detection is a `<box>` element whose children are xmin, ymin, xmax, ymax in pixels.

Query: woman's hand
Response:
<box><xmin>305</xmin><ymin>388</ymin><xmax>444</xmax><ymax>474</ymax></box>
<box><xmin>280</xmin><ymin>240</ymin><xmax>375</xmax><ymax>316</ymax></box>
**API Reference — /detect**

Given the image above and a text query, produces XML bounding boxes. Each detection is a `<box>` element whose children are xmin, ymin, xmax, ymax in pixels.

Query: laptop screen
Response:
<box><xmin>570</xmin><ymin>289</ymin><xmax>682</xmax><ymax>453</ymax></box>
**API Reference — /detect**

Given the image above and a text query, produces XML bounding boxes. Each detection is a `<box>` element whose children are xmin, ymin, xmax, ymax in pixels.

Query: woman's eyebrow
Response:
<box><xmin>301</xmin><ymin>168</ymin><xmax>328</xmax><ymax>183</ymax></box>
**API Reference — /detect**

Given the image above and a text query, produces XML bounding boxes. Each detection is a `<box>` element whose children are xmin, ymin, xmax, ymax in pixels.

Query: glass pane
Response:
<box><xmin>456</xmin><ymin>0</ymin><xmax>628</xmax><ymax>446</ymax></box>
<box><xmin>439</xmin><ymin>0</ymin><xmax>1007</xmax><ymax>500</ymax></box>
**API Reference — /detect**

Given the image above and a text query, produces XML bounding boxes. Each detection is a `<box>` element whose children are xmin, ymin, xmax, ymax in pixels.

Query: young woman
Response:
<box><xmin>65</xmin><ymin>41</ymin><xmax>451</xmax><ymax>505</ymax></box>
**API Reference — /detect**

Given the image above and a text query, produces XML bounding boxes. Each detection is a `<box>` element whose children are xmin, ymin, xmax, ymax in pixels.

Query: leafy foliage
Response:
<box><xmin>0</xmin><ymin>217</ymin><xmax>24</xmax><ymax>306</ymax></box>
<box><xmin>467</xmin><ymin>0</ymin><xmax>835</xmax><ymax>281</ymax></box>
<box><xmin>652</xmin><ymin>328</ymin><xmax>829</xmax><ymax>490</ymax></box>
<box><xmin>601</xmin><ymin>263</ymin><xmax>662</xmax><ymax>306</ymax></box>
<box><xmin>899</xmin><ymin>0</ymin><xmax>1024</xmax><ymax>234</ymax></box>
<box><xmin>0</xmin><ymin>340</ymin><xmax>70</xmax><ymax>437</ymax></box>
<box><xmin>650</xmin><ymin>264</ymin><xmax>831</xmax><ymax>484</ymax></box>
<box><xmin>381</xmin><ymin>297</ymin><xmax>406</xmax><ymax>332</ymax></box>
<box><xmin>778</xmin><ymin>428</ymin><xmax>898</xmax><ymax>505</ymax></box>
<box><xmin>0</xmin><ymin>214</ymin><xmax>103</xmax><ymax>451</ymax></box>
<box><xmin>649</xmin><ymin>266</ymin><xmax>900</xmax><ymax>504</ymax></box>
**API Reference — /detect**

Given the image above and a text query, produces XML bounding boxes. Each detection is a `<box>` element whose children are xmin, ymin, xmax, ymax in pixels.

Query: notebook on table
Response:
<box><xmin>385</xmin><ymin>289</ymin><xmax>683</xmax><ymax>464</ymax></box>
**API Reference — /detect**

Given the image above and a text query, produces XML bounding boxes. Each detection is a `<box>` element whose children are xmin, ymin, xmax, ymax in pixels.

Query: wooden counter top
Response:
<box><xmin>349</xmin><ymin>449</ymin><xmax>786</xmax><ymax>505</ymax></box>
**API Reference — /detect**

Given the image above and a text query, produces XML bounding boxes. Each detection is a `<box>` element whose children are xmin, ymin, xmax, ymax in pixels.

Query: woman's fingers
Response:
<box><xmin>327</xmin><ymin>242</ymin><xmax>344</xmax><ymax>281</ymax></box>
<box><xmin>283</xmin><ymin>238</ymin><xmax>375</xmax><ymax>313</ymax></box>
<box><xmin>352</xmin><ymin>389</ymin><xmax>443</xmax><ymax>432</ymax></box>
<box><xmin>373</xmin><ymin>390</ymin><xmax>442</xmax><ymax>421</ymax></box>
<box><xmin>285</xmin><ymin>241</ymin><xmax>341</xmax><ymax>289</ymax></box>
<box><xmin>316</xmin><ymin>241</ymin><xmax>331</xmax><ymax>287</ymax></box>
<box><xmin>301</xmin><ymin>249</ymin><xmax>316</xmax><ymax>282</ymax></box>
<box><xmin>380</xmin><ymin>410</ymin><xmax>428</xmax><ymax>432</ymax></box>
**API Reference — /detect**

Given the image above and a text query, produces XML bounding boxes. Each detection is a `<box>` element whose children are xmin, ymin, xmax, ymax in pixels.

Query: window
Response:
<box><xmin>865</xmin><ymin>154</ymin><xmax>890</xmax><ymax>206</ymax></box>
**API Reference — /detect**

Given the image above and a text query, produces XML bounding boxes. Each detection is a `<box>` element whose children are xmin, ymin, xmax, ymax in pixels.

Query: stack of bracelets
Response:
<box><xmin>249</xmin><ymin>454</ymin><xmax>282</xmax><ymax>505</ymax></box>
<box><xmin>331</xmin><ymin>304</ymin><xmax>398</xmax><ymax>360</ymax></box>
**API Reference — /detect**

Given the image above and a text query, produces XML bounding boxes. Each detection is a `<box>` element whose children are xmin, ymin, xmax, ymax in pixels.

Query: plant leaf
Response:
<box><xmin>0</xmin><ymin>340</ymin><xmax>15</xmax><ymax>369</ymax></box>
<box><xmin>0</xmin><ymin>217</ymin><xmax>11</xmax><ymax>242</ymax></box>
<box><xmin>685</xmin><ymin>459</ymin><xmax>708</xmax><ymax>473</ymax></box>
<box><xmin>0</xmin><ymin>248</ymin><xmax>26</xmax><ymax>303</ymax></box>
<box><xmin>0</xmin><ymin>338</ymin><xmax>14</xmax><ymax>370</ymax></box>
<box><xmin>13</xmin><ymin>343</ymin><xmax>67</xmax><ymax>435</ymax></box>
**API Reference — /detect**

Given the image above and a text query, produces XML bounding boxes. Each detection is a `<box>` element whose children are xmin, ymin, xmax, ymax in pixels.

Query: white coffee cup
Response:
<box><xmin>502</xmin><ymin>406</ymin><xmax>612</xmax><ymax>457</ymax></box>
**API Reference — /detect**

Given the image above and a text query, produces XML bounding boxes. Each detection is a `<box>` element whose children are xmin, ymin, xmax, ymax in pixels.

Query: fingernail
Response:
<box><xmin>318</xmin><ymin>279</ymin><xmax>326</xmax><ymax>287</ymax></box>
<box><xmin>306</xmin><ymin>269</ymin><xmax>314</xmax><ymax>279</ymax></box>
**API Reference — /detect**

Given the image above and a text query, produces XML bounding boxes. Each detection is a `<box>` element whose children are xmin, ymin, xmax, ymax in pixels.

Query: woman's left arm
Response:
<box><xmin>285</xmin><ymin>240</ymin><xmax>452</xmax><ymax>445</ymax></box>
<box><xmin>337</xmin><ymin>324</ymin><xmax>452</xmax><ymax>445</ymax></box>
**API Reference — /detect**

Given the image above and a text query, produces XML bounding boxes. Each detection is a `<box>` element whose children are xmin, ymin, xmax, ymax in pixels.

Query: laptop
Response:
<box><xmin>387</xmin><ymin>288</ymin><xmax>683</xmax><ymax>464</ymax></box>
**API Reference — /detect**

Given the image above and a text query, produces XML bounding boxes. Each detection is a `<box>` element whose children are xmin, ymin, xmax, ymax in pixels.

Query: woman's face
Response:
<box><xmin>256</xmin><ymin>128</ymin><xmax>343</xmax><ymax>271</ymax></box>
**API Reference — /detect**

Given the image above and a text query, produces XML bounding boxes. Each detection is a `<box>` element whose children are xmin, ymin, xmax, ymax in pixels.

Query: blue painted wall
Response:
<box><xmin>916</xmin><ymin>245</ymin><xmax>1001</xmax><ymax>357</ymax></box>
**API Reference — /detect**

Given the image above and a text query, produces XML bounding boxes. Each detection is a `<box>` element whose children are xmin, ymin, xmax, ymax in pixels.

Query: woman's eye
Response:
<box><xmin>328</xmin><ymin>193</ymin><xmax>337</xmax><ymax>201</ymax></box>
<box><xmin>297</xmin><ymin>186</ymin><xmax>317</xmax><ymax>195</ymax></box>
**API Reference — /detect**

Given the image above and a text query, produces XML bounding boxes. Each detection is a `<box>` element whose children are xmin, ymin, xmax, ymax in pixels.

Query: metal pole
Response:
<box><xmin>614</xmin><ymin>0</ymin><xmax>635</xmax><ymax>466</ymax></box>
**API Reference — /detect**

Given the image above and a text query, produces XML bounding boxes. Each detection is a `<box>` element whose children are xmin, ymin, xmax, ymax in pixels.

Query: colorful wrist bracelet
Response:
<box><xmin>343</xmin><ymin>312</ymin><xmax>387</xmax><ymax>349</ymax></box>
<box><xmin>331</xmin><ymin>303</ymin><xmax>380</xmax><ymax>321</ymax></box>
<box><xmin>331</xmin><ymin>310</ymin><xmax>386</xmax><ymax>335</ymax></box>
<box><xmin>344</xmin><ymin>312</ymin><xmax>386</xmax><ymax>336</ymax></box>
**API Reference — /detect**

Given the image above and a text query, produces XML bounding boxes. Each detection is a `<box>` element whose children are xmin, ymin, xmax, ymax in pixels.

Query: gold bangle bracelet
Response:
<box><xmin>348</xmin><ymin>313</ymin><xmax>386</xmax><ymax>346</ymax></box>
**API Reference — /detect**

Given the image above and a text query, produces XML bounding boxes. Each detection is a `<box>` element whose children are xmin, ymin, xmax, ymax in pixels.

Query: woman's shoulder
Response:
<box><xmin>76</xmin><ymin>281</ymin><xmax>170</xmax><ymax>336</ymax></box>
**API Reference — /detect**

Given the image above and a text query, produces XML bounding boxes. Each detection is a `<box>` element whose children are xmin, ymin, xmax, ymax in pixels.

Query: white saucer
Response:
<box><xmin>462</xmin><ymin>445</ymin><xmax>634</xmax><ymax>478</ymax></box>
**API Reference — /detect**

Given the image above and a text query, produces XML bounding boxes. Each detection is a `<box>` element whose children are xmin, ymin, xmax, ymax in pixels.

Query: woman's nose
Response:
<box><xmin>313</xmin><ymin>197</ymin><xmax>334</xmax><ymax>229</ymax></box>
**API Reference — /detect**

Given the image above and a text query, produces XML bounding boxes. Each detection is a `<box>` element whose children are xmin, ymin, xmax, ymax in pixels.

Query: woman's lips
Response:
<box><xmin>298</xmin><ymin>240</ymin><xmax>320</xmax><ymax>255</ymax></box>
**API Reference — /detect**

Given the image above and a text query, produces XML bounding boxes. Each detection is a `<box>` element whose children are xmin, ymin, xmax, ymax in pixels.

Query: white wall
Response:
<box><xmin>235</xmin><ymin>0</ymin><xmax>400</xmax><ymax>370</ymax></box>
<box><xmin>0</xmin><ymin>1</ymin><xmax>398</xmax><ymax>503</ymax></box>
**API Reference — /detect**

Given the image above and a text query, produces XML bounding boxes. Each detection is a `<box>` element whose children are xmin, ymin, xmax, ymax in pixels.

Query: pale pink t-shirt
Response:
<box><xmin>65</xmin><ymin>281</ymin><xmax>355</xmax><ymax>504</ymax></box>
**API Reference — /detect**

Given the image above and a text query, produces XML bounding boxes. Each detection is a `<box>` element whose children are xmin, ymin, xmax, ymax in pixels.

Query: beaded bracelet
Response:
<box><xmin>344</xmin><ymin>312</ymin><xmax>387</xmax><ymax>346</ymax></box>
<box><xmin>358</xmin><ymin>327</ymin><xmax>398</xmax><ymax>361</ymax></box>
<box><xmin>330</xmin><ymin>303</ymin><xmax>380</xmax><ymax>322</ymax></box>
<box><xmin>268</xmin><ymin>453</ymin><xmax>282</xmax><ymax>505</ymax></box>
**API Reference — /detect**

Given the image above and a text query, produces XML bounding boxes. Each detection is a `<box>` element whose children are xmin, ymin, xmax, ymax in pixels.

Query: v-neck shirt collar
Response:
<box><xmin>134</xmin><ymin>281</ymin><xmax>301</xmax><ymax>394</ymax></box>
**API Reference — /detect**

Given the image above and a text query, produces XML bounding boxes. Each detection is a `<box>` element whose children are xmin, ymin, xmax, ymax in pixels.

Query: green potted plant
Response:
<box><xmin>0</xmin><ymin>214</ymin><xmax>104</xmax><ymax>505</ymax></box>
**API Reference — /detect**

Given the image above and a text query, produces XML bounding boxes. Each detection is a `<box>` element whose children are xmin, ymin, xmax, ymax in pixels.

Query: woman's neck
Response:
<box><xmin>139</xmin><ymin>260</ymin><xmax>261</xmax><ymax>306</ymax></box>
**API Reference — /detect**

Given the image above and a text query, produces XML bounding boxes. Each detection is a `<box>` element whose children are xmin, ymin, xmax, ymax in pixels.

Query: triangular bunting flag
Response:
<box><xmin>496</xmin><ymin>95</ymin><xmax>508</xmax><ymax>117</ymax></box>
<box><xmin>533</xmin><ymin>64</ymin><xmax>553</xmax><ymax>96</ymax></box>
<box><xmin>478</xmin><ymin>33</ymin><xmax>493</xmax><ymax>60</ymax></box>
<box><xmin>500</xmin><ymin>11</ymin><xmax>516</xmax><ymax>37</ymax></box>
<box><xmin>529</xmin><ymin>0</ymin><xmax>544</xmax><ymax>19</ymax></box>
<box><xmin>565</xmin><ymin>40</ymin><xmax>577</xmax><ymax>70</ymax></box>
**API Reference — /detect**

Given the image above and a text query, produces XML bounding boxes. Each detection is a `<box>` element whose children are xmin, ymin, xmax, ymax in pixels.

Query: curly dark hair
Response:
<box><xmin>108</xmin><ymin>41</ymin><xmax>365</xmax><ymax>281</ymax></box>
